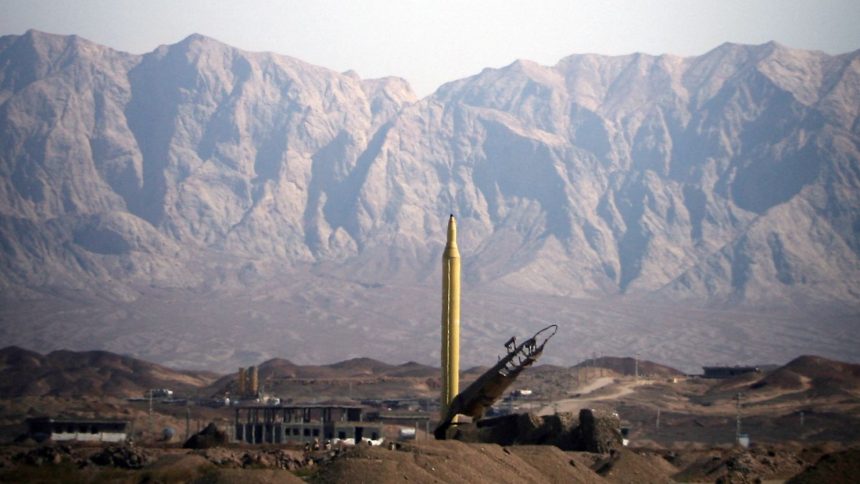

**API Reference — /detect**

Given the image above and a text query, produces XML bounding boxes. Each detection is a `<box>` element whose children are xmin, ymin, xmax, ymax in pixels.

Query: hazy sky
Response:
<box><xmin>2</xmin><ymin>0</ymin><xmax>859</xmax><ymax>97</ymax></box>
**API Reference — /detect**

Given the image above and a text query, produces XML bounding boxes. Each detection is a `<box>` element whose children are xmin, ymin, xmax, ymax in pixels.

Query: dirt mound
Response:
<box><xmin>89</xmin><ymin>445</ymin><xmax>151</xmax><ymax>469</ymax></box>
<box><xmin>239</xmin><ymin>448</ymin><xmax>308</xmax><ymax>470</ymax></box>
<box><xmin>673</xmin><ymin>447</ymin><xmax>807</xmax><ymax>483</ymax></box>
<box><xmin>592</xmin><ymin>448</ymin><xmax>675</xmax><ymax>483</ymax></box>
<box><xmin>203</xmin><ymin>468</ymin><xmax>306</xmax><ymax>483</ymax></box>
<box><xmin>184</xmin><ymin>422</ymin><xmax>228</xmax><ymax>449</ymax></box>
<box><xmin>751</xmin><ymin>368</ymin><xmax>804</xmax><ymax>391</ymax></box>
<box><xmin>458</xmin><ymin>409</ymin><xmax>623</xmax><ymax>453</ymax></box>
<box><xmin>140</xmin><ymin>453</ymin><xmax>216</xmax><ymax>481</ymax></box>
<box><xmin>776</xmin><ymin>355</ymin><xmax>860</xmax><ymax>393</ymax></box>
<box><xmin>13</xmin><ymin>444</ymin><xmax>72</xmax><ymax>466</ymax></box>
<box><xmin>467</xmin><ymin>412</ymin><xmax>577</xmax><ymax>447</ymax></box>
<box><xmin>195</xmin><ymin>447</ymin><xmax>309</xmax><ymax>470</ymax></box>
<box><xmin>782</xmin><ymin>355</ymin><xmax>860</xmax><ymax>380</ymax></box>
<box><xmin>313</xmin><ymin>440</ymin><xmax>609</xmax><ymax>483</ymax></box>
<box><xmin>507</xmin><ymin>446</ymin><xmax>608</xmax><ymax>483</ymax></box>
<box><xmin>745</xmin><ymin>355</ymin><xmax>860</xmax><ymax>398</ymax></box>
<box><xmin>787</xmin><ymin>448</ymin><xmax>860</xmax><ymax>483</ymax></box>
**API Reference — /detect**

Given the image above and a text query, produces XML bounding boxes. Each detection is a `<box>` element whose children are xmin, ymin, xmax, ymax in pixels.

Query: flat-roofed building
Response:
<box><xmin>234</xmin><ymin>405</ymin><xmax>383</xmax><ymax>445</ymax></box>
<box><xmin>26</xmin><ymin>417</ymin><xmax>129</xmax><ymax>443</ymax></box>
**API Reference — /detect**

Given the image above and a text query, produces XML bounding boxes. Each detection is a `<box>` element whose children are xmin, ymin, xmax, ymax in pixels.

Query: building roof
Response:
<box><xmin>26</xmin><ymin>417</ymin><xmax>130</xmax><ymax>425</ymax></box>
<box><xmin>236</xmin><ymin>404</ymin><xmax>364</xmax><ymax>411</ymax></box>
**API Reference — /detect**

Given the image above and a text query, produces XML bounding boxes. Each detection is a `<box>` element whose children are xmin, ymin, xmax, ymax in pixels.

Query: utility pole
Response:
<box><xmin>735</xmin><ymin>392</ymin><xmax>743</xmax><ymax>443</ymax></box>
<box><xmin>185</xmin><ymin>404</ymin><xmax>191</xmax><ymax>440</ymax></box>
<box><xmin>148</xmin><ymin>389</ymin><xmax>153</xmax><ymax>440</ymax></box>
<box><xmin>656</xmin><ymin>408</ymin><xmax>661</xmax><ymax>429</ymax></box>
<box><xmin>635</xmin><ymin>353</ymin><xmax>640</xmax><ymax>381</ymax></box>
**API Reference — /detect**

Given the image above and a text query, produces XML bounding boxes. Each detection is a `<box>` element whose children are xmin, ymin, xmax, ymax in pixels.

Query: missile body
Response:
<box><xmin>441</xmin><ymin>215</ymin><xmax>461</xmax><ymax>419</ymax></box>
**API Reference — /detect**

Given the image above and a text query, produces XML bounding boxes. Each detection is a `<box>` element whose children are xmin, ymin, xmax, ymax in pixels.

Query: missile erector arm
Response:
<box><xmin>434</xmin><ymin>324</ymin><xmax>558</xmax><ymax>439</ymax></box>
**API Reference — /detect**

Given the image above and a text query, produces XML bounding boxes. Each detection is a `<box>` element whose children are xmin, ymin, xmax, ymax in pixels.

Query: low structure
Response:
<box><xmin>702</xmin><ymin>366</ymin><xmax>760</xmax><ymax>379</ymax></box>
<box><xmin>435</xmin><ymin>325</ymin><xmax>557</xmax><ymax>439</ymax></box>
<box><xmin>368</xmin><ymin>411</ymin><xmax>431</xmax><ymax>439</ymax></box>
<box><xmin>451</xmin><ymin>409</ymin><xmax>624</xmax><ymax>452</ymax></box>
<box><xmin>234</xmin><ymin>405</ymin><xmax>383</xmax><ymax>445</ymax></box>
<box><xmin>26</xmin><ymin>417</ymin><xmax>129</xmax><ymax>443</ymax></box>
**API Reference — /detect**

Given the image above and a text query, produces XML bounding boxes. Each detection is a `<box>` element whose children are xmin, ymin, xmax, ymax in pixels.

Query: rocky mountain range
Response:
<box><xmin>0</xmin><ymin>30</ymin><xmax>858</xmax><ymax>371</ymax></box>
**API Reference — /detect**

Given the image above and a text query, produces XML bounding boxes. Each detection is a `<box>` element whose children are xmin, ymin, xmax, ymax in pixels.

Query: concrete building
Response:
<box><xmin>368</xmin><ymin>411</ymin><xmax>430</xmax><ymax>439</ymax></box>
<box><xmin>234</xmin><ymin>405</ymin><xmax>383</xmax><ymax>445</ymax></box>
<box><xmin>26</xmin><ymin>417</ymin><xmax>128</xmax><ymax>443</ymax></box>
<box><xmin>249</xmin><ymin>366</ymin><xmax>259</xmax><ymax>395</ymax></box>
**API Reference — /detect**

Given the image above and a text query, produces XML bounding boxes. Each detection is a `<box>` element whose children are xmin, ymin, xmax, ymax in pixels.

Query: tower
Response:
<box><xmin>238</xmin><ymin>367</ymin><xmax>247</xmax><ymax>395</ymax></box>
<box><xmin>441</xmin><ymin>215</ymin><xmax>461</xmax><ymax>419</ymax></box>
<box><xmin>249</xmin><ymin>365</ymin><xmax>259</xmax><ymax>395</ymax></box>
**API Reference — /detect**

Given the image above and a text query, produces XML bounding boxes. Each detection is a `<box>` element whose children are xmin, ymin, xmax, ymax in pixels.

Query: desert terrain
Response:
<box><xmin>1</xmin><ymin>346</ymin><xmax>859</xmax><ymax>482</ymax></box>
<box><xmin>1</xmin><ymin>31</ymin><xmax>859</xmax><ymax>379</ymax></box>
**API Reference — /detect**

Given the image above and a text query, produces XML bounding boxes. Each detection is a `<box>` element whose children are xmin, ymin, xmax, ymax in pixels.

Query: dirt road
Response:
<box><xmin>537</xmin><ymin>377</ymin><xmax>651</xmax><ymax>415</ymax></box>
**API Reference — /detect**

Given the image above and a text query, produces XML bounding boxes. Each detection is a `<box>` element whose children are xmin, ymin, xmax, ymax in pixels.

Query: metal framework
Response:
<box><xmin>434</xmin><ymin>324</ymin><xmax>558</xmax><ymax>439</ymax></box>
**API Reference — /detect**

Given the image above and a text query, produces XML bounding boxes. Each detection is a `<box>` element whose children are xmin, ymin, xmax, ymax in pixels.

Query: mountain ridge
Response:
<box><xmin>0</xmin><ymin>345</ymin><xmax>217</xmax><ymax>397</ymax></box>
<box><xmin>0</xmin><ymin>30</ymin><xmax>858</xmax><ymax>372</ymax></box>
<box><xmin>5</xmin><ymin>345</ymin><xmax>860</xmax><ymax>406</ymax></box>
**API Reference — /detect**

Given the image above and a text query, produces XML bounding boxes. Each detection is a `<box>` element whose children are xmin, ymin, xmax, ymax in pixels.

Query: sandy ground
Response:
<box><xmin>536</xmin><ymin>377</ymin><xmax>649</xmax><ymax>416</ymax></box>
<box><xmin>4</xmin><ymin>438</ymin><xmax>853</xmax><ymax>483</ymax></box>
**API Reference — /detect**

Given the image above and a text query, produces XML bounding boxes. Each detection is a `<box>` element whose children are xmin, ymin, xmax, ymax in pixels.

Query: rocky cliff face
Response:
<box><xmin>0</xmin><ymin>31</ymin><xmax>418</xmax><ymax>301</ymax></box>
<box><xmin>387</xmin><ymin>43</ymin><xmax>860</xmax><ymax>304</ymax></box>
<box><xmin>0</xmin><ymin>31</ymin><xmax>858</xmax><ymax>370</ymax></box>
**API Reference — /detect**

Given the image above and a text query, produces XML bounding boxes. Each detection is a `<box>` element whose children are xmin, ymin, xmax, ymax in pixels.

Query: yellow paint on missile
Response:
<box><xmin>441</xmin><ymin>214</ymin><xmax>460</xmax><ymax>420</ymax></box>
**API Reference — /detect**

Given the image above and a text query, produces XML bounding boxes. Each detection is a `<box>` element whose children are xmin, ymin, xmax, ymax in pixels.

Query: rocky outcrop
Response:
<box><xmin>183</xmin><ymin>423</ymin><xmax>228</xmax><ymax>449</ymax></box>
<box><xmin>456</xmin><ymin>409</ymin><xmax>623</xmax><ymax>452</ymax></box>
<box><xmin>89</xmin><ymin>446</ymin><xmax>150</xmax><ymax>469</ymax></box>
<box><xmin>570</xmin><ymin>409</ymin><xmax>624</xmax><ymax>453</ymax></box>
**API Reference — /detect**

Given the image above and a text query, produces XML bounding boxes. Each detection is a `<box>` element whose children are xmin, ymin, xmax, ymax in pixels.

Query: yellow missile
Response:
<box><xmin>441</xmin><ymin>214</ymin><xmax>461</xmax><ymax>420</ymax></box>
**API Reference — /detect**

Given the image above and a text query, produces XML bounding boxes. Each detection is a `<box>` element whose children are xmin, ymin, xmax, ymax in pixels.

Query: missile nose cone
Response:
<box><xmin>441</xmin><ymin>214</ymin><xmax>461</xmax><ymax>421</ymax></box>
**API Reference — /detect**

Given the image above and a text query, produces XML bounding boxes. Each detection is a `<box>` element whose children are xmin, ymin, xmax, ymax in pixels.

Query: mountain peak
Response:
<box><xmin>12</xmin><ymin>28</ymin><xmax>78</xmax><ymax>57</ymax></box>
<box><xmin>21</xmin><ymin>28</ymin><xmax>68</xmax><ymax>43</ymax></box>
<box><xmin>163</xmin><ymin>32</ymin><xmax>237</xmax><ymax>58</ymax></box>
<box><xmin>16</xmin><ymin>29</ymin><xmax>110</xmax><ymax>54</ymax></box>
<box><xmin>176</xmin><ymin>33</ymin><xmax>226</xmax><ymax>49</ymax></box>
